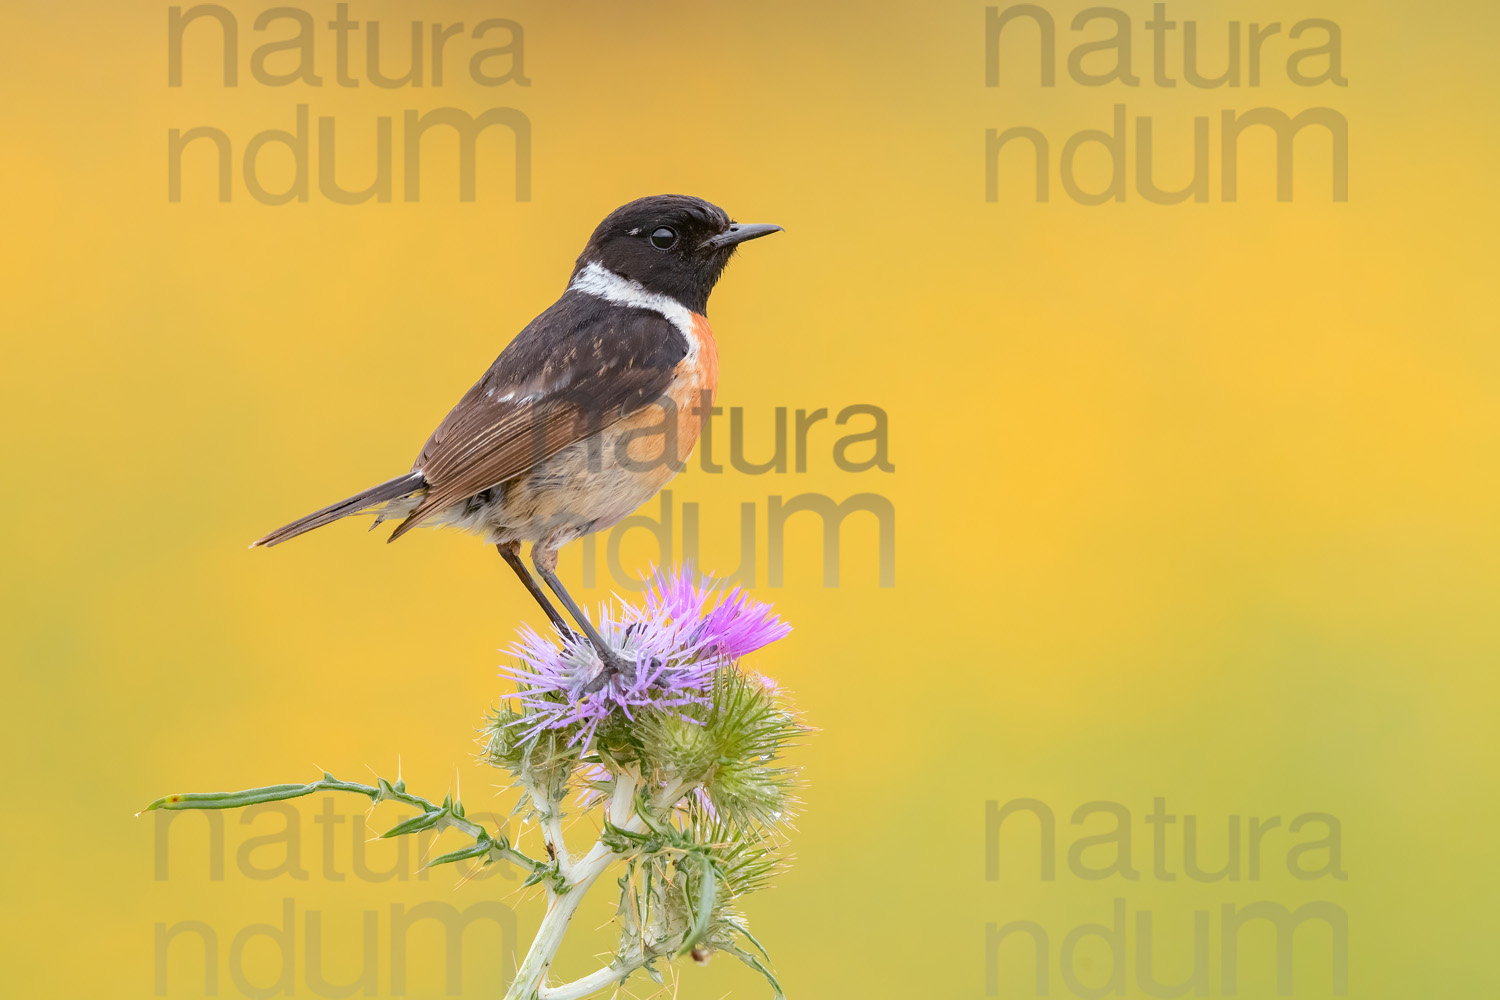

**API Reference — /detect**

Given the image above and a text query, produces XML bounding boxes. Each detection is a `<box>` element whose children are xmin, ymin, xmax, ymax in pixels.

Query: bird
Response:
<box><xmin>251</xmin><ymin>194</ymin><xmax>782</xmax><ymax>685</ymax></box>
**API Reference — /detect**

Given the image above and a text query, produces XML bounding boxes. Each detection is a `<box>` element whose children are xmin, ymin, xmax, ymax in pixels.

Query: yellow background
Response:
<box><xmin>2</xmin><ymin>1</ymin><xmax>1496</xmax><ymax>996</ymax></box>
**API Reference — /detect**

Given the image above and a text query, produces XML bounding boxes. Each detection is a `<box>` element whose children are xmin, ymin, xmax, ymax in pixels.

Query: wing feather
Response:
<box><xmin>388</xmin><ymin>292</ymin><xmax>685</xmax><ymax>540</ymax></box>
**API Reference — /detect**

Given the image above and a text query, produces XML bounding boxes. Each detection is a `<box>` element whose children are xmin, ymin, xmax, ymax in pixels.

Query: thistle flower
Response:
<box><xmin>501</xmin><ymin>566</ymin><xmax>790</xmax><ymax>745</ymax></box>
<box><xmin>639</xmin><ymin>565</ymin><xmax>792</xmax><ymax>660</ymax></box>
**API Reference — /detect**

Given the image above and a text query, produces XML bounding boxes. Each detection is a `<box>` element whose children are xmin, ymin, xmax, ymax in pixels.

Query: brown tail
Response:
<box><xmin>250</xmin><ymin>473</ymin><xmax>426</xmax><ymax>548</ymax></box>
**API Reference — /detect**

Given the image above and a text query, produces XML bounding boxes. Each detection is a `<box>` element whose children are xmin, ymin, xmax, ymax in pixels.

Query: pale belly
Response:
<box><xmin>437</xmin><ymin>422</ymin><xmax>687</xmax><ymax>545</ymax></box>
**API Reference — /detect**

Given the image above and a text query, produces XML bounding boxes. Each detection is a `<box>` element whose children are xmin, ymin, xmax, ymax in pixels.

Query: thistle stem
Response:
<box><xmin>522</xmin><ymin>777</ymin><xmax>574</xmax><ymax>876</ymax></box>
<box><xmin>504</xmin><ymin>772</ymin><xmax>640</xmax><ymax>1000</ymax></box>
<box><xmin>505</xmin><ymin>857</ymin><xmax>612</xmax><ymax>1000</ymax></box>
<box><xmin>539</xmin><ymin>959</ymin><xmax>643</xmax><ymax>1000</ymax></box>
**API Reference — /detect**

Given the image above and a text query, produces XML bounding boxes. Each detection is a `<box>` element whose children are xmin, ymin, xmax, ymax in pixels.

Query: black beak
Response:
<box><xmin>704</xmin><ymin>223</ymin><xmax>784</xmax><ymax>249</ymax></box>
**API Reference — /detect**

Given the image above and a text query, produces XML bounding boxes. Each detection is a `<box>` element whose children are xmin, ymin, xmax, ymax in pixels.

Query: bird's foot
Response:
<box><xmin>581</xmin><ymin>646</ymin><xmax>636</xmax><ymax>694</ymax></box>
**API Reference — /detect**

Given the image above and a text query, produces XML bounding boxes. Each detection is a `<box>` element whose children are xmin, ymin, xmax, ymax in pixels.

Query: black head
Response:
<box><xmin>573</xmin><ymin>194</ymin><xmax>782</xmax><ymax>314</ymax></box>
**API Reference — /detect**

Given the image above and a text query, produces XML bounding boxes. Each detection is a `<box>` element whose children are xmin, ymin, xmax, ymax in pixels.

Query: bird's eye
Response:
<box><xmin>649</xmin><ymin>227</ymin><xmax>678</xmax><ymax>250</ymax></box>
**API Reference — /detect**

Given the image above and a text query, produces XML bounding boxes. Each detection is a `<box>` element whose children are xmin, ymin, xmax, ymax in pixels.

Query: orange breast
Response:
<box><xmin>673</xmin><ymin>314</ymin><xmax>717</xmax><ymax>461</ymax></box>
<box><xmin>614</xmin><ymin>314</ymin><xmax>719</xmax><ymax>475</ymax></box>
<box><xmin>690</xmin><ymin>313</ymin><xmax>719</xmax><ymax>395</ymax></box>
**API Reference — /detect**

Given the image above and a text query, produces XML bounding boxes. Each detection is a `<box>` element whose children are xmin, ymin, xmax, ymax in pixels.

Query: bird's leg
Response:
<box><xmin>497</xmin><ymin>542</ymin><xmax>576</xmax><ymax>642</ymax></box>
<box><xmin>531</xmin><ymin>543</ymin><xmax>635</xmax><ymax>690</ymax></box>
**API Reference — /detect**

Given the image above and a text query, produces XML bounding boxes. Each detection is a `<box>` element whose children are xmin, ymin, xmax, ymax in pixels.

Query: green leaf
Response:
<box><xmin>425</xmin><ymin>841</ymin><xmax>495</xmax><ymax>868</ymax></box>
<box><xmin>380</xmin><ymin>809</ymin><xmax>446</xmax><ymax>838</ymax></box>
<box><xmin>599</xmin><ymin>818</ymin><xmax>656</xmax><ymax>854</ymax></box>
<box><xmin>723</xmin><ymin>916</ymin><xmax>772</xmax><ymax>961</ymax></box>
<box><xmin>724</xmin><ymin>944</ymin><xmax>786</xmax><ymax>1000</ymax></box>
<box><xmin>143</xmin><ymin>782</ymin><xmax>336</xmax><ymax>811</ymax></box>
<box><xmin>520</xmin><ymin>860</ymin><xmax>564</xmax><ymax>892</ymax></box>
<box><xmin>675</xmin><ymin>853</ymin><xmax>718</xmax><ymax>958</ymax></box>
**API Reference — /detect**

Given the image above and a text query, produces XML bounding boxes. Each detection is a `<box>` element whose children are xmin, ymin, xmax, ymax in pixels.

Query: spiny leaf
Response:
<box><xmin>723</xmin><ymin>915</ymin><xmax>772</xmax><ymax>961</ymax></box>
<box><xmin>723</xmin><ymin>944</ymin><xmax>785</xmax><ymax>1000</ymax></box>
<box><xmin>675</xmin><ymin>852</ymin><xmax>718</xmax><ymax>958</ymax></box>
<box><xmin>381</xmin><ymin>809</ymin><xmax>446</xmax><ymax>838</ymax></box>
<box><xmin>425</xmin><ymin>841</ymin><xmax>496</xmax><ymax>868</ymax></box>
<box><xmin>143</xmin><ymin>781</ymin><xmax>366</xmax><ymax>812</ymax></box>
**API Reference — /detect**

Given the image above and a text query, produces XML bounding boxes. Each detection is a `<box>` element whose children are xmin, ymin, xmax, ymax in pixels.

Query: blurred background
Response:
<box><xmin>2</xmin><ymin>1</ymin><xmax>1497</xmax><ymax>996</ymax></box>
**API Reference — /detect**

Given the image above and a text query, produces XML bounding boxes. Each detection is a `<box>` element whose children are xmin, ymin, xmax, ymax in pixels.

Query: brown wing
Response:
<box><xmin>388</xmin><ymin>292</ymin><xmax>686</xmax><ymax>540</ymax></box>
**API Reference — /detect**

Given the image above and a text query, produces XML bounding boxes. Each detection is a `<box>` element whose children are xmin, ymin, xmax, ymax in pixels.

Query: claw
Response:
<box><xmin>581</xmin><ymin>648</ymin><xmax>636</xmax><ymax>694</ymax></box>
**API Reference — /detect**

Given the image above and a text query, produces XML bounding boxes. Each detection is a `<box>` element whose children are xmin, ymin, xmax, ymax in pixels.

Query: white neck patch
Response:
<box><xmin>569</xmin><ymin>262</ymin><xmax>699</xmax><ymax>365</ymax></box>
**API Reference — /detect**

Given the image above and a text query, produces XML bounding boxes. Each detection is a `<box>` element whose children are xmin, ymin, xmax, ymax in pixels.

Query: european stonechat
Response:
<box><xmin>252</xmin><ymin>194</ymin><xmax>782</xmax><ymax>684</ymax></box>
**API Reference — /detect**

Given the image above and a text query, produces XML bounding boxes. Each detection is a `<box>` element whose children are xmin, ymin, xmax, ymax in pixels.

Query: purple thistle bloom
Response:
<box><xmin>639</xmin><ymin>565</ymin><xmax>792</xmax><ymax>659</ymax></box>
<box><xmin>501</xmin><ymin>565</ymin><xmax>790</xmax><ymax>745</ymax></box>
